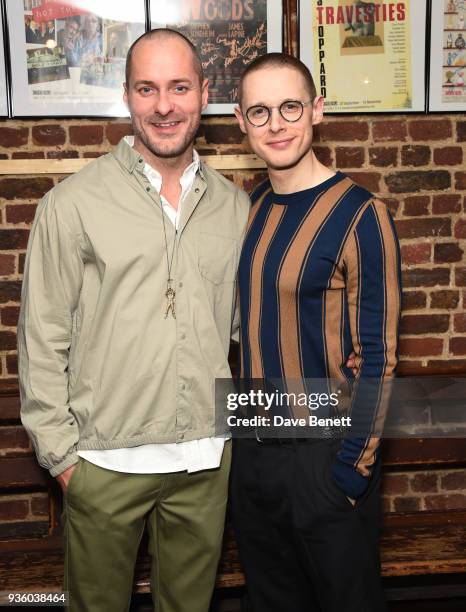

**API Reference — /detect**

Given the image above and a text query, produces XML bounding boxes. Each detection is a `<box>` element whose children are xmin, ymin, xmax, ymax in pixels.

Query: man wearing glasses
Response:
<box><xmin>231</xmin><ymin>53</ymin><xmax>401</xmax><ymax>612</ymax></box>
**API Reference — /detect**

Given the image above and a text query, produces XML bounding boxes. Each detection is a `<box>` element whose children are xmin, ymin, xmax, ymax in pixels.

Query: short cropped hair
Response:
<box><xmin>125</xmin><ymin>28</ymin><xmax>204</xmax><ymax>86</ymax></box>
<box><xmin>238</xmin><ymin>53</ymin><xmax>317</xmax><ymax>105</ymax></box>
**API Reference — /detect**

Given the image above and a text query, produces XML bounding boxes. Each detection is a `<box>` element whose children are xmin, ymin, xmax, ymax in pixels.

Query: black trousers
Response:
<box><xmin>230</xmin><ymin>438</ymin><xmax>387</xmax><ymax>612</ymax></box>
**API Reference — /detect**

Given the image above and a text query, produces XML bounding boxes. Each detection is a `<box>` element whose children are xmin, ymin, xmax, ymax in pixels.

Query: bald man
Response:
<box><xmin>18</xmin><ymin>29</ymin><xmax>250</xmax><ymax>612</ymax></box>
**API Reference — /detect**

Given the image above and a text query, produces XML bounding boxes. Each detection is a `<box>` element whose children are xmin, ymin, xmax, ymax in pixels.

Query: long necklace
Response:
<box><xmin>160</xmin><ymin>206</ymin><xmax>177</xmax><ymax>319</ymax></box>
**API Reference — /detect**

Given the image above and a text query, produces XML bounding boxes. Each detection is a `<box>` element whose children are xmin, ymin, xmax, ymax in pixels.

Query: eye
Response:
<box><xmin>138</xmin><ymin>86</ymin><xmax>153</xmax><ymax>95</ymax></box>
<box><xmin>282</xmin><ymin>101</ymin><xmax>301</xmax><ymax>112</ymax></box>
<box><xmin>250</xmin><ymin>106</ymin><xmax>267</xmax><ymax>118</ymax></box>
<box><xmin>173</xmin><ymin>85</ymin><xmax>188</xmax><ymax>94</ymax></box>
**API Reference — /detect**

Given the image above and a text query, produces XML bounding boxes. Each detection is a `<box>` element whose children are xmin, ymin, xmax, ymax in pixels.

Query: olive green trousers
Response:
<box><xmin>62</xmin><ymin>442</ymin><xmax>231</xmax><ymax>612</ymax></box>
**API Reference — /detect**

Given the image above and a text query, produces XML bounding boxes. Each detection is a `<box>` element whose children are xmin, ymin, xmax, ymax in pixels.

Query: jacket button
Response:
<box><xmin>180</xmin><ymin>333</ymin><xmax>186</xmax><ymax>340</ymax></box>
<box><xmin>146</xmin><ymin>187</ymin><xmax>150</xmax><ymax>192</ymax></box>
<box><xmin>195</xmin><ymin>188</ymin><xmax>200</xmax><ymax>193</ymax></box>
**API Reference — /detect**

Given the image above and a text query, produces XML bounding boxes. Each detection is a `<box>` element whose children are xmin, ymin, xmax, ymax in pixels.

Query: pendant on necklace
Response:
<box><xmin>164</xmin><ymin>280</ymin><xmax>176</xmax><ymax>319</ymax></box>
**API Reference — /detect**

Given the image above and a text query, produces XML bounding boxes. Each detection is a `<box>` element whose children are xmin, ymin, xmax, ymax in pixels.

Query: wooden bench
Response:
<box><xmin>1</xmin><ymin>368</ymin><xmax>466</xmax><ymax>602</ymax></box>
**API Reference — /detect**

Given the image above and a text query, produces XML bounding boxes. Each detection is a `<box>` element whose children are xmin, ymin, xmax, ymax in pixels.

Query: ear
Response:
<box><xmin>123</xmin><ymin>82</ymin><xmax>128</xmax><ymax>108</ymax></box>
<box><xmin>201</xmin><ymin>78</ymin><xmax>209</xmax><ymax>111</ymax></box>
<box><xmin>311</xmin><ymin>95</ymin><xmax>325</xmax><ymax>126</ymax></box>
<box><xmin>234</xmin><ymin>105</ymin><xmax>247</xmax><ymax>134</ymax></box>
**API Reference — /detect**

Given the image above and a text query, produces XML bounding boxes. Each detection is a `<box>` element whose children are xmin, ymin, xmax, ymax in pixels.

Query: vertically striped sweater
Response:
<box><xmin>238</xmin><ymin>172</ymin><xmax>402</xmax><ymax>499</ymax></box>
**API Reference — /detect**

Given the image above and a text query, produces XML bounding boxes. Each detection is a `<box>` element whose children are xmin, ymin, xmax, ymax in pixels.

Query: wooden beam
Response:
<box><xmin>0</xmin><ymin>154</ymin><xmax>266</xmax><ymax>176</ymax></box>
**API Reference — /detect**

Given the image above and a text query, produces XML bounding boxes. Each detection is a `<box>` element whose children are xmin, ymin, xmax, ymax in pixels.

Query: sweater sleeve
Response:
<box><xmin>331</xmin><ymin>200</ymin><xmax>401</xmax><ymax>499</ymax></box>
<box><xmin>18</xmin><ymin>191</ymin><xmax>84</xmax><ymax>477</ymax></box>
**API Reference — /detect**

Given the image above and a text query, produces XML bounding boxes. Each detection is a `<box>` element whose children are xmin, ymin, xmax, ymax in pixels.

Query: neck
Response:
<box><xmin>268</xmin><ymin>149</ymin><xmax>335</xmax><ymax>195</ymax></box>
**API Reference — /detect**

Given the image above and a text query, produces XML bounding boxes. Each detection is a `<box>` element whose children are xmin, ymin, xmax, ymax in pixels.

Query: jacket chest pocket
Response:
<box><xmin>198</xmin><ymin>232</ymin><xmax>239</xmax><ymax>284</ymax></box>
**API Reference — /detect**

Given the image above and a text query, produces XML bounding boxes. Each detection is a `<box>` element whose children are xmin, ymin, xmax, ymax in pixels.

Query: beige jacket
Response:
<box><xmin>18</xmin><ymin>138</ymin><xmax>250</xmax><ymax>476</ymax></box>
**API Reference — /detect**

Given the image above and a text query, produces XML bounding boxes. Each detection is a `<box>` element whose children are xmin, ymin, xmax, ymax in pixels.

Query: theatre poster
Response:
<box><xmin>150</xmin><ymin>0</ymin><xmax>283</xmax><ymax>114</ymax></box>
<box><xmin>299</xmin><ymin>1</ymin><xmax>426</xmax><ymax>113</ymax></box>
<box><xmin>0</xmin><ymin>8</ymin><xmax>8</xmax><ymax>116</ymax></box>
<box><xmin>429</xmin><ymin>0</ymin><xmax>466</xmax><ymax>111</ymax></box>
<box><xmin>6</xmin><ymin>1</ymin><xmax>145</xmax><ymax>117</ymax></box>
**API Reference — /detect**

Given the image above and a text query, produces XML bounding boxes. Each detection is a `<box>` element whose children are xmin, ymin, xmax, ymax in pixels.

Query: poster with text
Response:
<box><xmin>6</xmin><ymin>0</ymin><xmax>145</xmax><ymax>116</ymax></box>
<box><xmin>0</xmin><ymin>8</ymin><xmax>8</xmax><ymax>116</ymax></box>
<box><xmin>150</xmin><ymin>0</ymin><xmax>283</xmax><ymax>114</ymax></box>
<box><xmin>429</xmin><ymin>0</ymin><xmax>466</xmax><ymax>111</ymax></box>
<box><xmin>300</xmin><ymin>0</ymin><xmax>426</xmax><ymax>113</ymax></box>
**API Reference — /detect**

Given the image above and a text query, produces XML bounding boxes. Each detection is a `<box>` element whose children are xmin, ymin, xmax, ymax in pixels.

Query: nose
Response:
<box><xmin>154</xmin><ymin>89</ymin><xmax>175</xmax><ymax>116</ymax></box>
<box><xmin>268</xmin><ymin>107</ymin><xmax>285</xmax><ymax>133</ymax></box>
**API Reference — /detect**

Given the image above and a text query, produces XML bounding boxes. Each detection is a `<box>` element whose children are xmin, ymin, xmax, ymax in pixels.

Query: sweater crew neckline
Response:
<box><xmin>271</xmin><ymin>172</ymin><xmax>344</xmax><ymax>205</ymax></box>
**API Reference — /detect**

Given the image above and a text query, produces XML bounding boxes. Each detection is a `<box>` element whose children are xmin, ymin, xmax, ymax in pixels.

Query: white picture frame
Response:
<box><xmin>6</xmin><ymin>0</ymin><xmax>145</xmax><ymax>117</ymax></box>
<box><xmin>150</xmin><ymin>0</ymin><xmax>283</xmax><ymax>114</ymax></box>
<box><xmin>429</xmin><ymin>0</ymin><xmax>466</xmax><ymax>111</ymax></box>
<box><xmin>299</xmin><ymin>0</ymin><xmax>427</xmax><ymax>113</ymax></box>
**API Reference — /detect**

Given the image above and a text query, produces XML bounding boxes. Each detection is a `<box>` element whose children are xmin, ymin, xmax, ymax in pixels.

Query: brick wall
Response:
<box><xmin>0</xmin><ymin>114</ymin><xmax>466</xmax><ymax>528</ymax></box>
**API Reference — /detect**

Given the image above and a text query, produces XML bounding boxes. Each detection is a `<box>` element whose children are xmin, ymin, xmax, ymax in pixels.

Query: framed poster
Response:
<box><xmin>150</xmin><ymin>0</ymin><xmax>283</xmax><ymax>114</ymax></box>
<box><xmin>429</xmin><ymin>0</ymin><xmax>466</xmax><ymax>111</ymax></box>
<box><xmin>300</xmin><ymin>0</ymin><xmax>427</xmax><ymax>113</ymax></box>
<box><xmin>6</xmin><ymin>0</ymin><xmax>145</xmax><ymax>117</ymax></box>
<box><xmin>0</xmin><ymin>5</ymin><xmax>8</xmax><ymax>116</ymax></box>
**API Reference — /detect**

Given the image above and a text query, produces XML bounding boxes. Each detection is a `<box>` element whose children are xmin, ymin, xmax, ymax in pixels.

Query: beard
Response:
<box><xmin>132</xmin><ymin>113</ymin><xmax>201</xmax><ymax>160</ymax></box>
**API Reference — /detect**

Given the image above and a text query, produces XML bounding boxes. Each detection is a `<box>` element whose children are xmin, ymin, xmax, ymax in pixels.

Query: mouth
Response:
<box><xmin>149</xmin><ymin>120</ymin><xmax>182</xmax><ymax>133</ymax></box>
<box><xmin>266</xmin><ymin>137</ymin><xmax>295</xmax><ymax>149</ymax></box>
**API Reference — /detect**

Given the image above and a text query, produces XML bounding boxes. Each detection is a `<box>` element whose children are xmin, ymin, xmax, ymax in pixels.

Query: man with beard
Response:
<box><xmin>18</xmin><ymin>29</ymin><xmax>249</xmax><ymax>612</ymax></box>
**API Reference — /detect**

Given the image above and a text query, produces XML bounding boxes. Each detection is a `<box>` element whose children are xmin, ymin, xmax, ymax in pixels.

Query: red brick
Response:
<box><xmin>345</xmin><ymin>172</ymin><xmax>380</xmax><ymax>192</ymax></box>
<box><xmin>106</xmin><ymin>122</ymin><xmax>133</xmax><ymax>145</ymax></box>
<box><xmin>455</xmin><ymin>172</ymin><xmax>466</xmax><ymax>190</ymax></box>
<box><xmin>316</xmin><ymin>121</ymin><xmax>369</xmax><ymax>142</ymax></box>
<box><xmin>403</xmin><ymin>196</ymin><xmax>430</xmax><ymax>216</ymax></box>
<box><xmin>402</xmin><ymin>291</ymin><xmax>427</xmax><ymax>310</ymax></box>
<box><xmin>200</xmin><ymin>122</ymin><xmax>245</xmax><ymax>145</ymax></box>
<box><xmin>381</xmin><ymin>474</ymin><xmax>409</xmax><ymax>495</ymax></box>
<box><xmin>69</xmin><ymin>124</ymin><xmax>104</xmax><ymax>146</ymax></box>
<box><xmin>434</xmin><ymin>146</ymin><xmax>463</xmax><ymax>166</ymax></box>
<box><xmin>450</xmin><ymin>337</ymin><xmax>466</xmax><ymax>355</ymax></box>
<box><xmin>395</xmin><ymin>218</ymin><xmax>451</xmax><ymax>239</ymax></box>
<box><xmin>409</xmin><ymin>119</ymin><xmax>452</xmax><ymax>141</ymax></box>
<box><xmin>0</xmin><ymin>499</ymin><xmax>29</xmax><ymax>521</ymax></box>
<box><xmin>1</xmin><ymin>306</ymin><xmax>20</xmax><ymax>327</ymax></box>
<box><xmin>381</xmin><ymin>496</ymin><xmax>392</xmax><ymax>513</ymax></box>
<box><xmin>0</xmin><ymin>255</ymin><xmax>16</xmax><ymax>276</ymax></box>
<box><xmin>428</xmin><ymin>358</ymin><xmax>466</xmax><ymax>369</ymax></box>
<box><xmin>241</xmin><ymin>172</ymin><xmax>269</xmax><ymax>193</ymax></box>
<box><xmin>432</xmin><ymin>194</ymin><xmax>462</xmax><ymax>214</ymax></box>
<box><xmin>410</xmin><ymin>473</ymin><xmax>438</xmax><ymax>493</ymax></box>
<box><xmin>431</xmin><ymin>290</ymin><xmax>460</xmax><ymax>309</ymax></box>
<box><xmin>434</xmin><ymin>242</ymin><xmax>463</xmax><ymax>263</ymax></box>
<box><xmin>400</xmin><ymin>244</ymin><xmax>431</xmax><ymax>266</ymax></box>
<box><xmin>0</xmin><ymin>281</ymin><xmax>22</xmax><ymax>303</ymax></box>
<box><xmin>454</xmin><ymin>219</ymin><xmax>466</xmax><ymax>238</ymax></box>
<box><xmin>46</xmin><ymin>150</ymin><xmax>79</xmax><ymax>159</ymax></box>
<box><xmin>6</xmin><ymin>354</ymin><xmax>18</xmax><ymax>375</ymax></box>
<box><xmin>382</xmin><ymin>198</ymin><xmax>400</xmax><ymax>217</ymax></box>
<box><xmin>0</xmin><ymin>426</ymin><xmax>30</xmax><ymax>451</ymax></box>
<box><xmin>399</xmin><ymin>337</ymin><xmax>443</xmax><ymax>357</ymax></box>
<box><xmin>402</xmin><ymin>268</ymin><xmax>450</xmax><ymax>288</ymax></box>
<box><xmin>314</xmin><ymin>146</ymin><xmax>333</xmax><ymax>166</ymax></box>
<box><xmin>425</xmin><ymin>494</ymin><xmax>466</xmax><ymax>510</ymax></box>
<box><xmin>400</xmin><ymin>314</ymin><xmax>449</xmax><ymax>335</ymax></box>
<box><xmin>0</xmin><ymin>127</ymin><xmax>29</xmax><ymax>148</ymax></box>
<box><xmin>18</xmin><ymin>254</ymin><xmax>26</xmax><ymax>275</ymax></box>
<box><xmin>385</xmin><ymin>171</ymin><xmax>451</xmax><ymax>193</ymax></box>
<box><xmin>401</xmin><ymin>145</ymin><xmax>430</xmax><ymax>167</ymax></box>
<box><xmin>456</xmin><ymin>121</ymin><xmax>466</xmax><ymax>142</ymax></box>
<box><xmin>440</xmin><ymin>471</ymin><xmax>466</xmax><ymax>491</ymax></box>
<box><xmin>369</xmin><ymin>147</ymin><xmax>397</xmax><ymax>167</ymax></box>
<box><xmin>454</xmin><ymin>313</ymin><xmax>466</xmax><ymax>332</ymax></box>
<box><xmin>5</xmin><ymin>204</ymin><xmax>37</xmax><ymax>225</ymax></box>
<box><xmin>32</xmin><ymin>124</ymin><xmax>66</xmax><ymax>146</ymax></box>
<box><xmin>30</xmin><ymin>495</ymin><xmax>49</xmax><ymax>517</ymax></box>
<box><xmin>0</xmin><ymin>331</ymin><xmax>18</xmax><ymax>351</ymax></box>
<box><xmin>372</xmin><ymin>121</ymin><xmax>407</xmax><ymax>142</ymax></box>
<box><xmin>393</xmin><ymin>496</ymin><xmax>421</xmax><ymax>512</ymax></box>
<box><xmin>0</xmin><ymin>229</ymin><xmax>30</xmax><ymax>250</ymax></box>
<box><xmin>12</xmin><ymin>151</ymin><xmax>45</xmax><ymax>159</ymax></box>
<box><xmin>0</xmin><ymin>177</ymin><xmax>53</xmax><ymax>200</ymax></box>
<box><xmin>335</xmin><ymin>147</ymin><xmax>365</xmax><ymax>168</ymax></box>
<box><xmin>456</xmin><ymin>267</ymin><xmax>466</xmax><ymax>286</ymax></box>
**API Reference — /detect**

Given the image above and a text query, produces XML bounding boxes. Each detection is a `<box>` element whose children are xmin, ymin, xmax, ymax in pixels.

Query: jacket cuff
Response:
<box><xmin>330</xmin><ymin>457</ymin><xmax>369</xmax><ymax>500</ymax></box>
<box><xmin>49</xmin><ymin>450</ymin><xmax>79</xmax><ymax>477</ymax></box>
